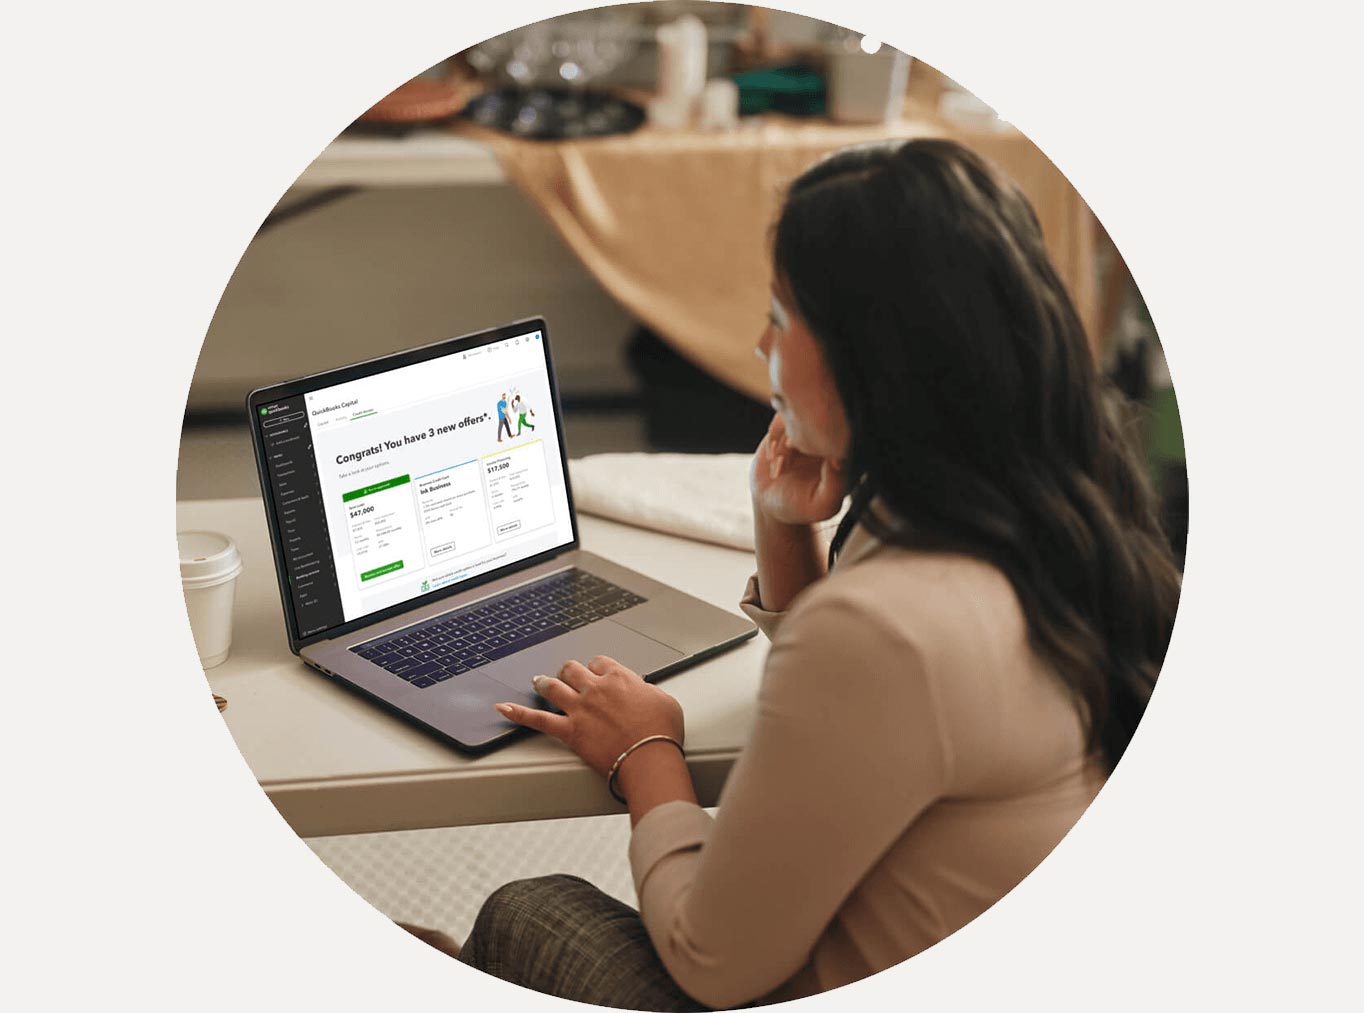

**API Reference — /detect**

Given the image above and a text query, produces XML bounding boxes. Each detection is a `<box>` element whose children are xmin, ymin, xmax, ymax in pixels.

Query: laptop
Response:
<box><xmin>247</xmin><ymin>317</ymin><xmax>757</xmax><ymax>752</ymax></box>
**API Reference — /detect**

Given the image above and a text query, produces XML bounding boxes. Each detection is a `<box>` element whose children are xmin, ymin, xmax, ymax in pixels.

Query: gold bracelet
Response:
<box><xmin>607</xmin><ymin>734</ymin><xmax>685</xmax><ymax>804</ymax></box>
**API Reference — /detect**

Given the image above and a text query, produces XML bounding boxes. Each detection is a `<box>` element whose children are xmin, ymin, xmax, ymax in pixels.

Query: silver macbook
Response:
<box><xmin>248</xmin><ymin>317</ymin><xmax>756</xmax><ymax>752</ymax></box>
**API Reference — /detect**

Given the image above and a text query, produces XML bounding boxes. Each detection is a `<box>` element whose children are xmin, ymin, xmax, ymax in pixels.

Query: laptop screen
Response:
<box><xmin>253</xmin><ymin>325</ymin><xmax>575</xmax><ymax>642</ymax></box>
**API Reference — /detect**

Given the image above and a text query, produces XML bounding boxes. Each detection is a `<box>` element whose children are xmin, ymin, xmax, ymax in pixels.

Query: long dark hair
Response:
<box><xmin>774</xmin><ymin>138</ymin><xmax>1181</xmax><ymax>772</ymax></box>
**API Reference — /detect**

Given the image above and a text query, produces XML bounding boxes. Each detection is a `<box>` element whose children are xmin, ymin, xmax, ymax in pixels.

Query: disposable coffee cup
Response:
<box><xmin>179</xmin><ymin>530</ymin><xmax>243</xmax><ymax>669</ymax></box>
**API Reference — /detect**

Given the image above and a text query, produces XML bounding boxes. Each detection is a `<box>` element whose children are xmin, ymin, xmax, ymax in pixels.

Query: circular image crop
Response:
<box><xmin>176</xmin><ymin>4</ymin><xmax>1184</xmax><ymax>1008</ymax></box>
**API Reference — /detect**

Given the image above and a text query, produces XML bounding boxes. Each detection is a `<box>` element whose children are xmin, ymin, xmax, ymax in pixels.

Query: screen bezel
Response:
<box><xmin>246</xmin><ymin>316</ymin><xmax>580</xmax><ymax>654</ymax></box>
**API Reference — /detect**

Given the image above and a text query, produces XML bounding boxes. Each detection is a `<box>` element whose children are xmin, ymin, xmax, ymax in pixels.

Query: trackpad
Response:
<box><xmin>481</xmin><ymin>623</ymin><xmax>685</xmax><ymax>695</ymax></box>
<box><xmin>425</xmin><ymin>670</ymin><xmax>538</xmax><ymax>747</ymax></box>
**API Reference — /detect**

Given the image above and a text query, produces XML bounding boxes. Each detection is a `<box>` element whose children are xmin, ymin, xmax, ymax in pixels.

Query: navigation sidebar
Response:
<box><xmin>258</xmin><ymin>399</ymin><xmax>345</xmax><ymax>638</ymax></box>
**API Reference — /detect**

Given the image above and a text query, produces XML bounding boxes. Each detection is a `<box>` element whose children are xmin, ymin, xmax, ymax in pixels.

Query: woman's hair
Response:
<box><xmin>773</xmin><ymin>138</ymin><xmax>1181</xmax><ymax>772</ymax></box>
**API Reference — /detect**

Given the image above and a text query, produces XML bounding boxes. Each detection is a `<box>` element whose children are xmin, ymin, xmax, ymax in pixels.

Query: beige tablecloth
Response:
<box><xmin>457</xmin><ymin>74</ymin><xmax>1097</xmax><ymax>402</ymax></box>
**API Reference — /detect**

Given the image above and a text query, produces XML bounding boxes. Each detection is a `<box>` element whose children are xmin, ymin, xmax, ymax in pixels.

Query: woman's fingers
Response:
<box><xmin>589</xmin><ymin>655</ymin><xmax>642</xmax><ymax>681</ymax></box>
<box><xmin>494</xmin><ymin>702</ymin><xmax>571</xmax><ymax>739</ymax></box>
<box><xmin>558</xmin><ymin>659</ymin><xmax>597</xmax><ymax>690</ymax></box>
<box><xmin>532</xmin><ymin>673</ymin><xmax>578</xmax><ymax>708</ymax></box>
<box><xmin>819</xmin><ymin>457</ymin><xmax>846</xmax><ymax>502</ymax></box>
<box><xmin>585</xmin><ymin>655</ymin><xmax>618</xmax><ymax>677</ymax></box>
<box><xmin>771</xmin><ymin>427</ymin><xmax>789</xmax><ymax>479</ymax></box>
<box><xmin>759</xmin><ymin>413</ymin><xmax>787</xmax><ymax>480</ymax></box>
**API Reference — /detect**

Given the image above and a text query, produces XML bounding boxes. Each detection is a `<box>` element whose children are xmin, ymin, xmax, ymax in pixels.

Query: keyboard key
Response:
<box><xmin>482</xmin><ymin>625</ymin><xmax>568</xmax><ymax>660</ymax></box>
<box><xmin>410</xmin><ymin>676</ymin><xmax>437</xmax><ymax>688</ymax></box>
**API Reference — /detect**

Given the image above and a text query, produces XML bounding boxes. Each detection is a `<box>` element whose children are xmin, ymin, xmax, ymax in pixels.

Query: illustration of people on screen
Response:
<box><xmin>496</xmin><ymin>391</ymin><xmax>513</xmax><ymax>442</ymax></box>
<box><xmin>513</xmin><ymin>395</ymin><xmax>536</xmax><ymax>435</ymax></box>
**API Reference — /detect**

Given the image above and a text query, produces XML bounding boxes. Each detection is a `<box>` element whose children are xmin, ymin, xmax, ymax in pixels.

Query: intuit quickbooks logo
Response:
<box><xmin>260</xmin><ymin>407</ymin><xmax>269</xmax><ymax>415</ymax></box>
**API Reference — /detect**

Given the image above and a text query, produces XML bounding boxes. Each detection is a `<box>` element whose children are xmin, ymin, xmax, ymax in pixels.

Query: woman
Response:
<box><xmin>434</xmin><ymin>138</ymin><xmax>1181</xmax><ymax>1009</ymax></box>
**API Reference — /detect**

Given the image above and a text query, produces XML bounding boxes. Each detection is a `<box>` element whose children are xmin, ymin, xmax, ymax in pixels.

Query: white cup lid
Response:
<box><xmin>179</xmin><ymin>530</ymin><xmax>242</xmax><ymax>587</ymax></box>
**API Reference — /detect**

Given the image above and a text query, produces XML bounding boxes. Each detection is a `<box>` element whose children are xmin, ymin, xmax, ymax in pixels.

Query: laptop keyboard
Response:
<box><xmin>348</xmin><ymin>569</ymin><xmax>647</xmax><ymax>689</ymax></box>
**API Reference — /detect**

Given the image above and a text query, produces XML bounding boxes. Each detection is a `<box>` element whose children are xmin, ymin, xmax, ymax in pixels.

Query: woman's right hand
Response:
<box><xmin>750</xmin><ymin>413</ymin><xmax>846</xmax><ymax>526</ymax></box>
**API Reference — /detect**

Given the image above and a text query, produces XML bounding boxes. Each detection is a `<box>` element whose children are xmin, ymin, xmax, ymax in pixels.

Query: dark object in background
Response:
<box><xmin>731</xmin><ymin>65</ymin><xmax>827</xmax><ymax>117</ymax></box>
<box><xmin>464</xmin><ymin>88</ymin><xmax>646</xmax><ymax>141</ymax></box>
<box><xmin>1109</xmin><ymin>333</ymin><xmax>1152</xmax><ymax>404</ymax></box>
<box><xmin>627</xmin><ymin>329</ymin><xmax>772</xmax><ymax>453</ymax></box>
<box><xmin>1158</xmin><ymin>462</ymin><xmax>1188</xmax><ymax>570</ymax></box>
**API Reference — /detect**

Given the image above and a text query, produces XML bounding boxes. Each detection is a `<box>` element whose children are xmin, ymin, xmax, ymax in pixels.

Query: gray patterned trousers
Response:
<box><xmin>458</xmin><ymin>874</ymin><xmax>709</xmax><ymax>1011</ymax></box>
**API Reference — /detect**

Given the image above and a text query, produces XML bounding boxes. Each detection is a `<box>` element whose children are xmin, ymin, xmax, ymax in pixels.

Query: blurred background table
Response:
<box><xmin>295</xmin><ymin>61</ymin><xmax>1106</xmax><ymax>403</ymax></box>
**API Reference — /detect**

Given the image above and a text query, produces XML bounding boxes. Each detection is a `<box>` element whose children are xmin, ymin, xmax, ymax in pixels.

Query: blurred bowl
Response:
<box><xmin>463</xmin><ymin>87</ymin><xmax>646</xmax><ymax>141</ymax></box>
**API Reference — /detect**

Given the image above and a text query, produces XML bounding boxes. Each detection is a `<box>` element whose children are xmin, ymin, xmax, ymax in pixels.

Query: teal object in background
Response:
<box><xmin>731</xmin><ymin>66</ymin><xmax>827</xmax><ymax>117</ymax></box>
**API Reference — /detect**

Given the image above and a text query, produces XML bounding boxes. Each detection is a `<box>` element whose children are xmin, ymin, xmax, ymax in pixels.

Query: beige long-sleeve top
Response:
<box><xmin>628</xmin><ymin>516</ymin><xmax>1106</xmax><ymax>1008</ymax></box>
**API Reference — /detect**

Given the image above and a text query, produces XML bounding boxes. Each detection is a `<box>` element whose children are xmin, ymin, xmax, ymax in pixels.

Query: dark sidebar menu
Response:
<box><xmin>257</xmin><ymin>398</ymin><xmax>346</xmax><ymax>639</ymax></box>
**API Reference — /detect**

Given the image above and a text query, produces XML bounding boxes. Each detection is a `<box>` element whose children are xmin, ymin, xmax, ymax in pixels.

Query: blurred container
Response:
<box><xmin>827</xmin><ymin>46</ymin><xmax>912</xmax><ymax>124</ymax></box>
<box><xmin>699</xmin><ymin>79</ymin><xmax>739</xmax><ymax>130</ymax></box>
<box><xmin>656</xmin><ymin>14</ymin><xmax>708</xmax><ymax>108</ymax></box>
